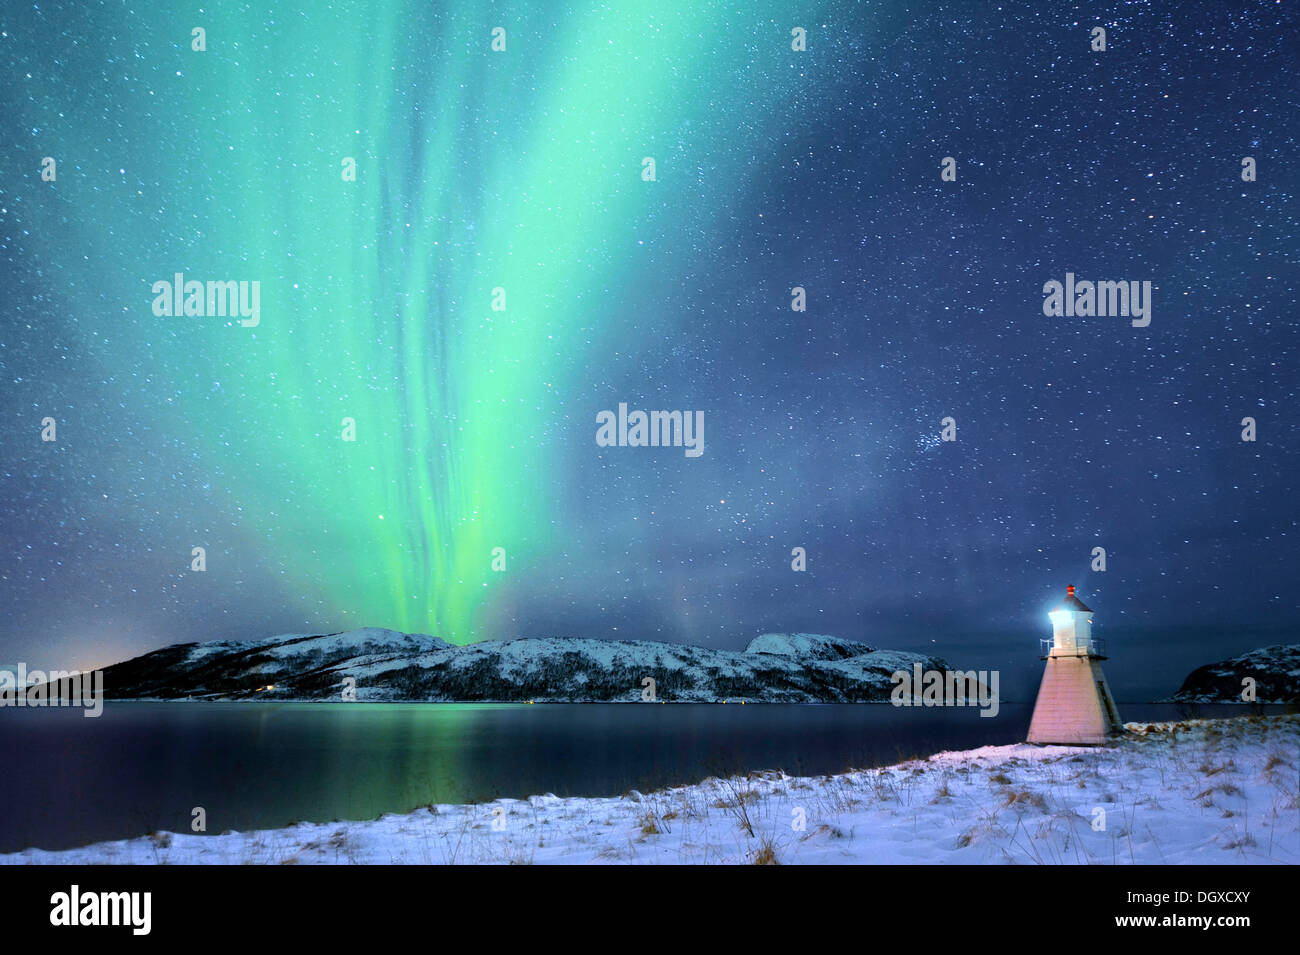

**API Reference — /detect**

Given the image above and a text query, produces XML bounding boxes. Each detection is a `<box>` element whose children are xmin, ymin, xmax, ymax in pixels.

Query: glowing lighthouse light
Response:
<box><xmin>1027</xmin><ymin>586</ymin><xmax>1123</xmax><ymax>745</ymax></box>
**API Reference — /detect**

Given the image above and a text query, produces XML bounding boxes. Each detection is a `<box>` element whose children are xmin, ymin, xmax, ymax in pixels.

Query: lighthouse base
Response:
<box><xmin>1027</xmin><ymin>655</ymin><xmax>1123</xmax><ymax>745</ymax></box>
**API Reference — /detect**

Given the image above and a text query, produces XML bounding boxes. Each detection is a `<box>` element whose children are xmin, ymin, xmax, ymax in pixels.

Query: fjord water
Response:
<box><xmin>0</xmin><ymin>701</ymin><xmax>1280</xmax><ymax>853</ymax></box>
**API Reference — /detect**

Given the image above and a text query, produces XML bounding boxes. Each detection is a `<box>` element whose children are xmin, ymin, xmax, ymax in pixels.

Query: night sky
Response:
<box><xmin>1</xmin><ymin>1</ymin><xmax>1296</xmax><ymax>700</ymax></box>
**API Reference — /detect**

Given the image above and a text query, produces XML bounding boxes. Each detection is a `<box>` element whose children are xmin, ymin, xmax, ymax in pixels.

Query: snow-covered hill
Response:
<box><xmin>95</xmin><ymin>629</ymin><xmax>950</xmax><ymax>703</ymax></box>
<box><xmin>1168</xmin><ymin>644</ymin><xmax>1300</xmax><ymax>703</ymax></box>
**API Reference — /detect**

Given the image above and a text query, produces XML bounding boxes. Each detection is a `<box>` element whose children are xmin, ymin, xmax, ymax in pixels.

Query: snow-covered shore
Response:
<box><xmin>5</xmin><ymin>714</ymin><xmax>1296</xmax><ymax>865</ymax></box>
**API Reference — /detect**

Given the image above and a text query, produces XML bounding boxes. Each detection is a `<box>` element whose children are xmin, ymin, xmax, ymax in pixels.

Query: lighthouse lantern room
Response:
<box><xmin>1026</xmin><ymin>586</ymin><xmax>1123</xmax><ymax>745</ymax></box>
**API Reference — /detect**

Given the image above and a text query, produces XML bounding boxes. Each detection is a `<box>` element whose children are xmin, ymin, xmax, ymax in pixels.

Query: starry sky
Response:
<box><xmin>1</xmin><ymin>1</ymin><xmax>1296</xmax><ymax>699</ymax></box>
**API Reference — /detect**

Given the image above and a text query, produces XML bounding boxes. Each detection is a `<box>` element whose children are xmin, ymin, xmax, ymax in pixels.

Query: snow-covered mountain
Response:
<box><xmin>96</xmin><ymin>629</ymin><xmax>951</xmax><ymax>703</ymax></box>
<box><xmin>1167</xmin><ymin>644</ymin><xmax>1300</xmax><ymax>703</ymax></box>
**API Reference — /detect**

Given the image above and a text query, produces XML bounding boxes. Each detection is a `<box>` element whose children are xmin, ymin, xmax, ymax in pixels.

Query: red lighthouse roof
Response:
<box><xmin>1052</xmin><ymin>584</ymin><xmax>1093</xmax><ymax>613</ymax></box>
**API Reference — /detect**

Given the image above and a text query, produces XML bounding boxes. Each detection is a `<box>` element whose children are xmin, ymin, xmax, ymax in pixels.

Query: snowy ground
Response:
<box><xmin>5</xmin><ymin>714</ymin><xmax>1296</xmax><ymax>865</ymax></box>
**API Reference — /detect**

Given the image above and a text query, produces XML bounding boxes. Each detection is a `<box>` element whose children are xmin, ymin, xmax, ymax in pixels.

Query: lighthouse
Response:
<box><xmin>1027</xmin><ymin>586</ymin><xmax>1123</xmax><ymax>745</ymax></box>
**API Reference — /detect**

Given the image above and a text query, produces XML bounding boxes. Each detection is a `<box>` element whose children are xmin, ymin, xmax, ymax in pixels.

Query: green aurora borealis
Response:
<box><xmin>8</xmin><ymin>1</ymin><xmax>831</xmax><ymax>644</ymax></box>
<box><xmin>10</xmin><ymin>0</ymin><xmax>1295</xmax><ymax>687</ymax></box>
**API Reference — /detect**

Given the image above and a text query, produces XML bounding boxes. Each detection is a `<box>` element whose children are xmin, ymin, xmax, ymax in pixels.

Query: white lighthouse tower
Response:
<box><xmin>1027</xmin><ymin>586</ymin><xmax>1123</xmax><ymax>745</ymax></box>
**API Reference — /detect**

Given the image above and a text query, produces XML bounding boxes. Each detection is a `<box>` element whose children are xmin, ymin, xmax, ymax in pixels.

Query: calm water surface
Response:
<box><xmin>0</xmin><ymin>701</ymin><xmax>1282</xmax><ymax>852</ymax></box>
